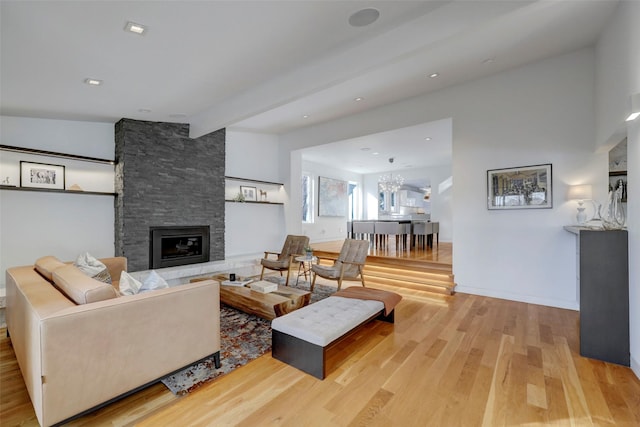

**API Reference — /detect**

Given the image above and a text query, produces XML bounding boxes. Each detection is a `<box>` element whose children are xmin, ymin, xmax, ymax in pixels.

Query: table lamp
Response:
<box><xmin>567</xmin><ymin>184</ymin><xmax>593</xmax><ymax>224</ymax></box>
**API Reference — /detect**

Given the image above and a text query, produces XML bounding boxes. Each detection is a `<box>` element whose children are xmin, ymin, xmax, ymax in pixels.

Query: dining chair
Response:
<box><xmin>374</xmin><ymin>221</ymin><xmax>410</xmax><ymax>250</ymax></box>
<box><xmin>310</xmin><ymin>239</ymin><xmax>369</xmax><ymax>291</ymax></box>
<box><xmin>259</xmin><ymin>235</ymin><xmax>310</xmax><ymax>285</ymax></box>
<box><xmin>411</xmin><ymin>221</ymin><xmax>433</xmax><ymax>249</ymax></box>
<box><xmin>352</xmin><ymin>221</ymin><xmax>375</xmax><ymax>245</ymax></box>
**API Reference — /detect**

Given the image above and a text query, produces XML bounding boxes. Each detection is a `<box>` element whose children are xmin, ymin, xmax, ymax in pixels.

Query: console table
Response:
<box><xmin>564</xmin><ymin>226</ymin><xmax>629</xmax><ymax>366</ymax></box>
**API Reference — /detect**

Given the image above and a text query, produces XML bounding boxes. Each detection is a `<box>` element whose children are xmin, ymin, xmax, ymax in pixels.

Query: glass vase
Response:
<box><xmin>600</xmin><ymin>187</ymin><xmax>626</xmax><ymax>230</ymax></box>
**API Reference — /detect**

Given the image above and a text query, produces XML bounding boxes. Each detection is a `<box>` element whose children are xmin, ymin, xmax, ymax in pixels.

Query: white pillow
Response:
<box><xmin>119</xmin><ymin>271</ymin><xmax>143</xmax><ymax>296</ymax></box>
<box><xmin>74</xmin><ymin>252</ymin><xmax>112</xmax><ymax>284</ymax></box>
<box><xmin>139</xmin><ymin>270</ymin><xmax>170</xmax><ymax>292</ymax></box>
<box><xmin>119</xmin><ymin>270</ymin><xmax>169</xmax><ymax>296</ymax></box>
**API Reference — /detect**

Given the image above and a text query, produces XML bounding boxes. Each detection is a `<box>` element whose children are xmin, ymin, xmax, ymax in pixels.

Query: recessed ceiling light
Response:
<box><xmin>354</xmin><ymin>97</ymin><xmax>363</xmax><ymax>102</ymax></box>
<box><xmin>302</xmin><ymin>115</ymin><xmax>309</xmax><ymax>119</ymax></box>
<box><xmin>125</xmin><ymin>21</ymin><xmax>147</xmax><ymax>35</ymax></box>
<box><xmin>372</xmin><ymin>152</ymin><xmax>379</xmax><ymax>155</ymax></box>
<box><xmin>84</xmin><ymin>78</ymin><xmax>102</xmax><ymax>86</ymax></box>
<box><xmin>429</xmin><ymin>73</ymin><xmax>439</xmax><ymax>78</ymax></box>
<box><xmin>349</xmin><ymin>8</ymin><xmax>380</xmax><ymax>27</ymax></box>
<box><xmin>138</xmin><ymin>108</ymin><xmax>152</xmax><ymax>113</ymax></box>
<box><xmin>425</xmin><ymin>137</ymin><xmax>432</xmax><ymax>141</ymax></box>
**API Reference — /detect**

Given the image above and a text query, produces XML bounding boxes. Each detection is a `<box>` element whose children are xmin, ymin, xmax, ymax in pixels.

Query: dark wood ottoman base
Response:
<box><xmin>272</xmin><ymin>309</ymin><xmax>394</xmax><ymax>379</ymax></box>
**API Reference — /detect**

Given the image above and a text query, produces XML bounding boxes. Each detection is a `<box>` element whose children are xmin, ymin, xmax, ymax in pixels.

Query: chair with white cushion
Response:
<box><xmin>310</xmin><ymin>239</ymin><xmax>369</xmax><ymax>291</ymax></box>
<box><xmin>260</xmin><ymin>235</ymin><xmax>309</xmax><ymax>285</ymax></box>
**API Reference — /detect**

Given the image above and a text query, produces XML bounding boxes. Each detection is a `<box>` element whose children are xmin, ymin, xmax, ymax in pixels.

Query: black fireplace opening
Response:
<box><xmin>149</xmin><ymin>226</ymin><xmax>210</xmax><ymax>269</ymax></box>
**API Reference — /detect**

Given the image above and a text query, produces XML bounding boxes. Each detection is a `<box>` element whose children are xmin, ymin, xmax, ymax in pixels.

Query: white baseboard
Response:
<box><xmin>631</xmin><ymin>354</ymin><xmax>640</xmax><ymax>380</ymax></box>
<box><xmin>454</xmin><ymin>285</ymin><xmax>579</xmax><ymax>311</ymax></box>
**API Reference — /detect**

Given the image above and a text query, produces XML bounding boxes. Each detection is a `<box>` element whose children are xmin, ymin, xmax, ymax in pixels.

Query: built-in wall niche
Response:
<box><xmin>224</xmin><ymin>176</ymin><xmax>284</xmax><ymax>204</ymax></box>
<box><xmin>608</xmin><ymin>138</ymin><xmax>627</xmax><ymax>203</ymax></box>
<box><xmin>0</xmin><ymin>145</ymin><xmax>115</xmax><ymax>195</ymax></box>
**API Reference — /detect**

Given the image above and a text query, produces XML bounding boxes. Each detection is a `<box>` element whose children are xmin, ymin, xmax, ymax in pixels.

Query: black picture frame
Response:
<box><xmin>487</xmin><ymin>163</ymin><xmax>552</xmax><ymax>210</ymax></box>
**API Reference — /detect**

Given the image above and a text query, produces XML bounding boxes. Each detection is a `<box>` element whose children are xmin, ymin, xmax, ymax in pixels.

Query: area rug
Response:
<box><xmin>160</xmin><ymin>281</ymin><xmax>334</xmax><ymax>395</ymax></box>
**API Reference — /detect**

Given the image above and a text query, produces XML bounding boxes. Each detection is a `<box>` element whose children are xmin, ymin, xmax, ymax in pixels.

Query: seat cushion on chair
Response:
<box><xmin>311</xmin><ymin>264</ymin><xmax>341</xmax><ymax>279</ymax></box>
<box><xmin>261</xmin><ymin>258</ymin><xmax>289</xmax><ymax>270</ymax></box>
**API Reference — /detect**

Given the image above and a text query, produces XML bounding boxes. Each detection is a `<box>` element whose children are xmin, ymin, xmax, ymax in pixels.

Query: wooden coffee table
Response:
<box><xmin>191</xmin><ymin>276</ymin><xmax>311</xmax><ymax>320</ymax></box>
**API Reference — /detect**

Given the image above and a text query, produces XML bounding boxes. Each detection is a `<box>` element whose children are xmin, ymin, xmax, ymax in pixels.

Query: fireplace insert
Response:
<box><xmin>149</xmin><ymin>225</ymin><xmax>210</xmax><ymax>269</ymax></box>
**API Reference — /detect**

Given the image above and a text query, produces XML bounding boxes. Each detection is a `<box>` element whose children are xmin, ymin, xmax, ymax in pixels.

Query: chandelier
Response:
<box><xmin>379</xmin><ymin>173</ymin><xmax>404</xmax><ymax>192</ymax></box>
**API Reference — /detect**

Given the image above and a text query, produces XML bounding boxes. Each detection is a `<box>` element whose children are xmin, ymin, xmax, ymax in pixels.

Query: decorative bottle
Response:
<box><xmin>601</xmin><ymin>186</ymin><xmax>626</xmax><ymax>230</ymax></box>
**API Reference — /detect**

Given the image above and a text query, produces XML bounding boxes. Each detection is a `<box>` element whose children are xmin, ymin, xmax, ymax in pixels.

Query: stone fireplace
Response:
<box><xmin>114</xmin><ymin>119</ymin><xmax>225</xmax><ymax>271</ymax></box>
<box><xmin>149</xmin><ymin>225</ymin><xmax>210</xmax><ymax>269</ymax></box>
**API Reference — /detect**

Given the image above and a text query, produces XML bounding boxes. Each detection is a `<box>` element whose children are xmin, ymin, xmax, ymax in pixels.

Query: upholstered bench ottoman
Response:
<box><xmin>271</xmin><ymin>288</ymin><xmax>400</xmax><ymax>379</ymax></box>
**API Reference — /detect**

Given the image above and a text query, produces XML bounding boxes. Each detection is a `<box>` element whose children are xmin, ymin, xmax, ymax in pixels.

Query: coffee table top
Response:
<box><xmin>190</xmin><ymin>274</ymin><xmax>311</xmax><ymax>320</ymax></box>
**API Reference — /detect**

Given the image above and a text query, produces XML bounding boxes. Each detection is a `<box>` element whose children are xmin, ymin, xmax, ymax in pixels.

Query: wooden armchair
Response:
<box><xmin>310</xmin><ymin>239</ymin><xmax>369</xmax><ymax>291</ymax></box>
<box><xmin>259</xmin><ymin>235</ymin><xmax>310</xmax><ymax>285</ymax></box>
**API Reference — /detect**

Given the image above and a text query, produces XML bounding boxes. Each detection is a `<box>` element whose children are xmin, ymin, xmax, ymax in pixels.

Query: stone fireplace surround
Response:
<box><xmin>115</xmin><ymin>119</ymin><xmax>226</xmax><ymax>272</ymax></box>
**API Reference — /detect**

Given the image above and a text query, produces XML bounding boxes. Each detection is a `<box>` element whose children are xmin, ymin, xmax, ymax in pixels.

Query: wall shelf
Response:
<box><xmin>224</xmin><ymin>176</ymin><xmax>283</xmax><ymax>186</ymax></box>
<box><xmin>225</xmin><ymin>199</ymin><xmax>283</xmax><ymax>205</ymax></box>
<box><xmin>609</xmin><ymin>170</ymin><xmax>627</xmax><ymax>177</ymax></box>
<box><xmin>0</xmin><ymin>185</ymin><xmax>116</xmax><ymax>196</ymax></box>
<box><xmin>0</xmin><ymin>144</ymin><xmax>115</xmax><ymax>165</ymax></box>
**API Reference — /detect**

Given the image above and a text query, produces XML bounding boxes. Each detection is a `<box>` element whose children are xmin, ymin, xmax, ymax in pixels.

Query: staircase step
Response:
<box><xmin>312</xmin><ymin>248</ymin><xmax>455</xmax><ymax>297</ymax></box>
<box><xmin>364</xmin><ymin>275</ymin><xmax>456</xmax><ymax>295</ymax></box>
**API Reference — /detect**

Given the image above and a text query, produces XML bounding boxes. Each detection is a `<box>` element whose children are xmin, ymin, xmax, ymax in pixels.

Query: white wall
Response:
<box><xmin>0</xmin><ymin>117</ymin><xmax>115</xmax><ymax>288</ymax></box>
<box><xmin>224</xmin><ymin>130</ymin><xmax>285</xmax><ymax>256</ymax></box>
<box><xmin>280</xmin><ymin>48</ymin><xmax>602</xmax><ymax>311</ymax></box>
<box><xmin>596</xmin><ymin>0</ymin><xmax>640</xmax><ymax>378</ymax></box>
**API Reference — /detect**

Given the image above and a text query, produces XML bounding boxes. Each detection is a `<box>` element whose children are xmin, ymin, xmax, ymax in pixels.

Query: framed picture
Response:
<box><xmin>318</xmin><ymin>176</ymin><xmax>347</xmax><ymax>217</ymax></box>
<box><xmin>240</xmin><ymin>185</ymin><xmax>257</xmax><ymax>201</ymax></box>
<box><xmin>487</xmin><ymin>163</ymin><xmax>552</xmax><ymax>210</ymax></box>
<box><xmin>20</xmin><ymin>161</ymin><xmax>65</xmax><ymax>190</ymax></box>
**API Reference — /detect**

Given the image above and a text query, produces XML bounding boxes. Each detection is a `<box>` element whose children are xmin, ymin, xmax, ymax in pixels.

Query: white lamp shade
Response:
<box><xmin>567</xmin><ymin>184</ymin><xmax>592</xmax><ymax>201</ymax></box>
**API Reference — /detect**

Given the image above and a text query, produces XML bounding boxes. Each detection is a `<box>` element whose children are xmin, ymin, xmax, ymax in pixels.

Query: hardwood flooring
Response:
<box><xmin>2</xmin><ymin>283</ymin><xmax>639</xmax><ymax>426</ymax></box>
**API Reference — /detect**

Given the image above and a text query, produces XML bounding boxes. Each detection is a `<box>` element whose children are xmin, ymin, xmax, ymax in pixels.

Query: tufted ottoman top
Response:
<box><xmin>271</xmin><ymin>296</ymin><xmax>384</xmax><ymax>346</ymax></box>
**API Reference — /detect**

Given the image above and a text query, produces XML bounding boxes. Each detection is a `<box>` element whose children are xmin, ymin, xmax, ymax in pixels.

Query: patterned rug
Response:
<box><xmin>160</xmin><ymin>281</ymin><xmax>335</xmax><ymax>395</ymax></box>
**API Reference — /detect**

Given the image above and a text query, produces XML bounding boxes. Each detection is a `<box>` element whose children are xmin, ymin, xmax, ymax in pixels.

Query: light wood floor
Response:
<box><xmin>2</xmin><ymin>282</ymin><xmax>639</xmax><ymax>426</ymax></box>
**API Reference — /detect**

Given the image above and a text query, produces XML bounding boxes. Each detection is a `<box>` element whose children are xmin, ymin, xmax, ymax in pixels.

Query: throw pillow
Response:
<box><xmin>74</xmin><ymin>252</ymin><xmax>112</xmax><ymax>284</ymax></box>
<box><xmin>140</xmin><ymin>270</ymin><xmax>170</xmax><ymax>292</ymax></box>
<box><xmin>119</xmin><ymin>271</ymin><xmax>143</xmax><ymax>296</ymax></box>
<box><xmin>118</xmin><ymin>270</ymin><xmax>169</xmax><ymax>296</ymax></box>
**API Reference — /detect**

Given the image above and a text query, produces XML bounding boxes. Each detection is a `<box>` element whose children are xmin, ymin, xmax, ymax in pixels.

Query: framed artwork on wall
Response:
<box><xmin>487</xmin><ymin>163</ymin><xmax>552</xmax><ymax>210</ymax></box>
<box><xmin>20</xmin><ymin>161</ymin><xmax>65</xmax><ymax>190</ymax></box>
<box><xmin>240</xmin><ymin>185</ymin><xmax>257</xmax><ymax>201</ymax></box>
<box><xmin>318</xmin><ymin>176</ymin><xmax>347</xmax><ymax>217</ymax></box>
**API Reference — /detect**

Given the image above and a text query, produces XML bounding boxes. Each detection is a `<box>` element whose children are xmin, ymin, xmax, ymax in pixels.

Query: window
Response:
<box><xmin>302</xmin><ymin>173</ymin><xmax>314</xmax><ymax>223</ymax></box>
<box><xmin>348</xmin><ymin>182</ymin><xmax>357</xmax><ymax>220</ymax></box>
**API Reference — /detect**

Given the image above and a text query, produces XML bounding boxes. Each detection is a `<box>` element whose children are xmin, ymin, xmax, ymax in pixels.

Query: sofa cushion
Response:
<box><xmin>74</xmin><ymin>252</ymin><xmax>112</xmax><ymax>284</ymax></box>
<box><xmin>34</xmin><ymin>256</ymin><xmax>66</xmax><ymax>281</ymax></box>
<box><xmin>53</xmin><ymin>264</ymin><xmax>118</xmax><ymax>304</ymax></box>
